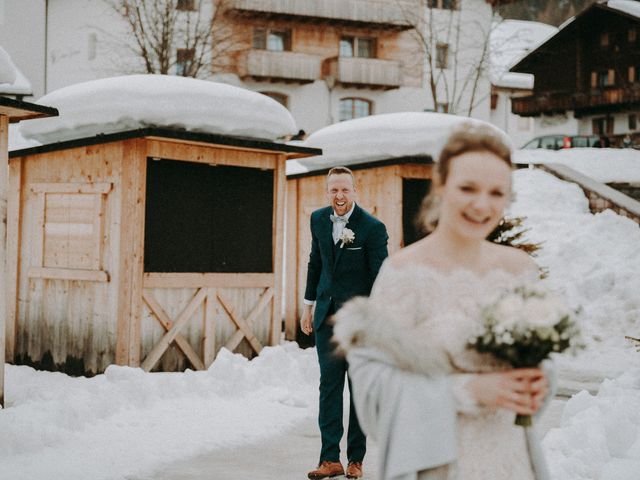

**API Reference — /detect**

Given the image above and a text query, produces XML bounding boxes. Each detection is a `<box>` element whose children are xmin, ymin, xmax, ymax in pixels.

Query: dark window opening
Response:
<box><xmin>436</xmin><ymin>43</ymin><xmax>449</xmax><ymax>69</ymax></box>
<box><xmin>403</xmin><ymin>178</ymin><xmax>431</xmax><ymax>246</ymax></box>
<box><xmin>176</xmin><ymin>48</ymin><xmax>195</xmax><ymax>76</ymax></box>
<box><xmin>177</xmin><ymin>0</ymin><xmax>196</xmax><ymax>11</ymax></box>
<box><xmin>260</xmin><ymin>91</ymin><xmax>288</xmax><ymax>108</ymax></box>
<box><xmin>144</xmin><ymin>159</ymin><xmax>274</xmax><ymax>273</ymax></box>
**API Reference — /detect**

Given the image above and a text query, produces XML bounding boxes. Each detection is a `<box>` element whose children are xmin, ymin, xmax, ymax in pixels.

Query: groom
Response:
<box><xmin>301</xmin><ymin>166</ymin><xmax>388</xmax><ymax>480</ymax></box>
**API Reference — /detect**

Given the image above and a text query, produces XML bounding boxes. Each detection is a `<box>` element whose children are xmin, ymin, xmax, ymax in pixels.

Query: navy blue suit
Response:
<box><xmin>304</xmin><ymin>204</ymin><xmax>388</xmax><ymax>464</ymax></box>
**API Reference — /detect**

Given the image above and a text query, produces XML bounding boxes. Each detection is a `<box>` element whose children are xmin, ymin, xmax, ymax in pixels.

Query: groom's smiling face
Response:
<box><xmin>326</xmin><ymin>173</ymin><xmax>356</xmax><ymax>217</ymax></box>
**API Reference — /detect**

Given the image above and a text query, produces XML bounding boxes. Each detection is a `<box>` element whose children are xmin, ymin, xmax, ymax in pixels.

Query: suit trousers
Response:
<box><xmin>315</xmin><ymin>313</ymin><xmax>366</xmax><ymax>463</ymax></box>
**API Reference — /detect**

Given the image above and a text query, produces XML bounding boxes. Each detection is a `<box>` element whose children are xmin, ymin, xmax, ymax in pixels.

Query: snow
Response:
<box><xmin>514</xmin><ymin>148</ymin><xmax>640</xmax><ymax>183</ymax></box>
<box><xmin>19</xmin><ymin>75</ymin><xmax>298</xmax><ymax>144</ymax></box>
<box><xmin>2</xmin><ymin>163</ymin><xmax>640</xmax><ymax>479</ymax></box>
<box><xmin>298</xmin><ymin>112</ymin><xmax>512</xmax><ymax>171</ymax></box>
<box><xmin>2</xmin><ymin>345</ymin><xmax>319</xmax><ymax>480</ymax></box>
<box><xmin>490</xmin><ymin>20</ymin><xmax>557</xmax><ymax>89</ymax></box>
<box><xmin>510</xmin><ymin>168</ymin><xmax>640</xmax><ymax>384</ymax></box>
<box><xmin>608</xmin><ymin>0</ymin><xmax>640</xmax><ymax>18</ymax></box>
<box><xmin>0</xmin><ymin>46</ymin><xmax>17</xmax><ymax>85</ymax></box>
<box><xmin>543</xmin><ymin>371</ymin><xmax>640</xmax><ymax>479</ymax></box>
<box><xmin>8</xmin><ymin>124</ymin><xmax>40</xmax><ymax>151</ymax></box>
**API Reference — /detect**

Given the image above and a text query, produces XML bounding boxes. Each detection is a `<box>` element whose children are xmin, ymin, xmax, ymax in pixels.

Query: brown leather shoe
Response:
<box><xmin>346</xmin><ymin>461</ymin><xmax>363</xmax><ymax>479</ymax></box>
<box><xmin>308</xmin><ymin>461</ymin><xmax>345</xmax><ymax>479</ymax></box>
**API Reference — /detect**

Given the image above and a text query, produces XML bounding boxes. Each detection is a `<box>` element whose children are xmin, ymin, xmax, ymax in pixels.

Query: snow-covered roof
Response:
<box><xmin>19</xmin><ymin>75</ymin><xmax>298</xmax><ymax>144</ymax></box>
<box><xmin>490</xmin><ymin>20</ymin><xmax>557</xmax><ymax>89</ymax></box>
<box><xmin>293</xmin><ymin>112</ymin><xmax>511</xmax><ymax>174</ymax></box>
<box><xmin>0</xmin><ymin>46</ymin><xmax>17</xmax><ymax>84</ymax></box>
<box><xmin>607</xmin><ymin>0</ymin><xmax>640</xmax><ymax>19</ymax></box>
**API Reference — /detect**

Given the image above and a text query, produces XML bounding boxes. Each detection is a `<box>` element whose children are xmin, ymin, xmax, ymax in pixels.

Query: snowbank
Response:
<box><xmin>511</xmin><ymin>169</ymin><xmax>640</xmax><ymax>380</ymax></box>
<box><xmin>1</xmin><ymin>344</ymin><xmax>318</xmax><ymax>480</ymax></box>
<box><xmin>514</xmin><ymin>148</ymin><xmax>640</xmax><ymax>183</ymax></box>
<box><xmin>544</xmin><ymin>369</ymin><xmax>640</xmax><ymax>480</ymax></box>
<box><xmin>300</xmin><ymin>112</ymin><xmax>512</xmax><ymax>170</ymax></box>
<box><xmin>19</xmin><ymin>75</ymin><xmax>298</xmax><ymax>144</ymax></box>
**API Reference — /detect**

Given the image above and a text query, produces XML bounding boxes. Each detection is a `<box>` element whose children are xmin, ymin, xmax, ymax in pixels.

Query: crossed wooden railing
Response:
<box><xmin>141</xmin><ymin>286</ymin><xmax>274</xmax><ymax>372</ymax></box>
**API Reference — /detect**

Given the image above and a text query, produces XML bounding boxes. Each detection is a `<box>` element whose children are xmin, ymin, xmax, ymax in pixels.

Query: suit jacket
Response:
<box><xmin>304</xmin><ymin>204</ymin><xmax>388</xmax><ymax>330</ymax></box>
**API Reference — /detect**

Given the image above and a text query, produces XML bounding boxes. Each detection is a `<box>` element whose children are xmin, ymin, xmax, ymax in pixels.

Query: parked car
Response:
<box><xmin>521</xmin><ymin>134</ymin><xmax>603</xmax><ymax>150</ymax></box>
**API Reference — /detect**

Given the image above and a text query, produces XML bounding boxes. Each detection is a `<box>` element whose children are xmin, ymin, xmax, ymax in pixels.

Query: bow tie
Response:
<box><xmin>330</xmin><ymin>214</ymin><xmax>348</xmax><ymax>224</ymax></box>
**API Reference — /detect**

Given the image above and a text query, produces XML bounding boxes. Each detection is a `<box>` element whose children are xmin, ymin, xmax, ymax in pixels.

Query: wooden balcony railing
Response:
<box><xmin>239</xmin><ymin>50</ymin><xmax>322</xmax><ymax>83</ymax></box>
<box><xmin>325</xmin><ymin>57</ymin><xmax>402</xmax><ymax>90</ymax></box>
<box><xmin>512</xmin><ymin>87</ymin><xmax>640</xmax><ymax>116</ymax></box>
<box><xmin>228</xmin><ymin>0</ymin><xmax>415</xmax><ymax>29</ymax></box>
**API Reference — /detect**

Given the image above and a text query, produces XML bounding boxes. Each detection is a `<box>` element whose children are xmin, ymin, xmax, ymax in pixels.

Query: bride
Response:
<box><xmin>333</xmin><ymin>122</ymin><xmax>555</xmax><ymax>480</ymax></box>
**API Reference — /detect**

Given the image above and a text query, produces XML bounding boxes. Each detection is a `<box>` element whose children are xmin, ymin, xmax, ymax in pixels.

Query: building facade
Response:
<box><xmin>0</xmin><ymin>0</ymin><xmax>509</xmax><ymax>134</ymax></box>
<box><xmin>510</xmin><ymin>1</ymin><xmax>640</xmax><ymax>147</ymax></box>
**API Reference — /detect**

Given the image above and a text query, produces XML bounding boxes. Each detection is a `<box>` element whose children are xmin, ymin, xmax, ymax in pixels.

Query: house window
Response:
<box><xmin>592</xmin><ymin>116</ymin><xmax>613</xmax><ymax>135</ymax></box>
<box><xmin>630</xmin><ymin>114</ymin><xmax>638</xmax><ymax>131</ymax></box>
<box><xmin>630</xmin><ymin>66</ymin><xmax>637</xmax><ymax>83</ymax></box>
<box><xmin>177</xmin><ymin>0</ymin><xmax>196</xmax><ymax>11</ymax></box>
<box><xmin>253</xmin><ymin>28</ymin><xmax>291</xmax><ymax>51</ymax></box>
<box><xmin>260</xmin><ymin>91</ymin><xmax>288</xmax><ymax>108</ymax></box>
<box><xmin>600</xmin><ymin>32</ymin><xmax>609</xmax><ymax>47</ymax></box>
<box><xmin>436</xmin><ymin>43</ymin><xmax>449</xmax><ymax>69</ymax></box>
<box><xmin>436</xmin><ymin>102</ymin><xmax>449</xmax><ymax>113</ymax></box>
<box><xmin>339</xmin><ymin>98</ymin><xmax>372</xmax><ymax>121</ymax></box>
<box><xmin>428</xmin><ymin>0</ymin><xmax>458</xmax><ymax>9</ymax></box>
<box><xmin>629</xmin><ymin>27</ymin><xmax>637</xmax><ymax>42</ymax></box>
<box><xmin>340</xmin><ymin>37</ymin><xmax>376</xmax><ymax>58</ymax></box>
<box><xmin>176</xmin><ymin>48</ymin><xmax>195</xmax><ymax>76</ymax></box>
<box><xmin>592</xmin><ymin>69</ymin><xmax>615</xmax><ymax>88</ymax></box>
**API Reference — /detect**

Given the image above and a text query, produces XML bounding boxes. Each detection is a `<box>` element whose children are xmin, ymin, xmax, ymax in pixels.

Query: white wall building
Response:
<box><xmin>0</xmin><ymin>0</ymin><xmax>501</xmax><ymax>134</ymax></box>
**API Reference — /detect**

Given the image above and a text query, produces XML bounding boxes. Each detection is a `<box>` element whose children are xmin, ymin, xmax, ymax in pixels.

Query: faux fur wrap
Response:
<box><xmin>332</xmin><ymin>296</ymin><xmax>451</xmax><ymax>377</ymax></box>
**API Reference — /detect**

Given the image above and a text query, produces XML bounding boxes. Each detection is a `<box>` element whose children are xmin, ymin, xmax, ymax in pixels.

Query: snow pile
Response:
<box><xmin>510</xmin><ymin>168</ymin><xmax>640</xmax><ymax>380</ymax></box>
<box><xmin>514</xmin><ymin>148</ymin><xmax>640</xmax><ymax>183</ymax></box>
<box><xmin>544</xmin><ymin>369</ymin><xmax>640</xmax><ymax>480</ymax></box>
<box><xmin>608</xmin><ymin>0</ymin><xmax>640</xmax><ymax>18</ymax></box>
<box><xmin>490</xmin><ymin>20</ymin><xmax>557</xmax><ymax>89</ymax></box>
<box><xmin>8</xmin><ymin>124</ymin><xmax>40</xmax><ymax>151</ymax></box>
<box><xmin>19</xmin><ymin>75</ymin><xmax>298</xmax><ymax>144</ymax></box>
<box><xmin>300</xmin><ymin>112</ymin><xmax>512</xmax><ymax>170</ymax></box>
<box><xmin>0</xmin><ymin>46</ymin><xmax>17</xmax><ymax>84</ymax></box>
<box><xmin>1</xmin><ymin>344</ymin><xmax>318</xmax><ymax>480</ymax></box>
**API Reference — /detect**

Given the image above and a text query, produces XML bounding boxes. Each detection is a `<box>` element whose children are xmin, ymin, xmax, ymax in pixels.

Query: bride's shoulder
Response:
<box><xmin>487</xmin><ymin>242</ymin><xmax>539</xmax><ymax>278</ymax></box>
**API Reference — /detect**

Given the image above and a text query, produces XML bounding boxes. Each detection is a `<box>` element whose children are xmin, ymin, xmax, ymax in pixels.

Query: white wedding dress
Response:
<box><xmin>366</xmin><ymin>263</ymin><xmax>540</xmax><ymax>480</ymax></box>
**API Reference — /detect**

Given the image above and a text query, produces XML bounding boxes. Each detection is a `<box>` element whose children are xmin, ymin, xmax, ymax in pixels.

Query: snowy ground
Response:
<box><xmin>2</xmin><ymin>166</ymin><xmax>639</xmax><ymax>480</ymax></box>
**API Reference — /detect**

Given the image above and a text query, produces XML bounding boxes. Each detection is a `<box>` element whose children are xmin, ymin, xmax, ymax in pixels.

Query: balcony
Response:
<box><xmin>512</xmin><ymin>87</ymin><xmax>640</xmax><ymax>117</ymax></box>
<box><xmin>324</xmin><ymin>57</ymin><xmax>402</xmax><ymax>90</ymax></box>
<box><xmin>228</xmin><ymin>0</ymin><xmax>415</xmax><ymax>30</ymax></box>
<box><xmin>238</xmin><ymin>50</ymin><xmax>322</xmax><ymax>83</ymax></box>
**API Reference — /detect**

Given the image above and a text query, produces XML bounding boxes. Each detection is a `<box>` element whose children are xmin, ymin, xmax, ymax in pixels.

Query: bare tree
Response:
<box><xmin>104</xmin><ymin>0</ymin><xmax>239</xmax><ymax>78</ymax></box>
<box><xmin>397</xmin><ymin>0</ymin><xmax>502</xmax><ymax>117</ymax></box>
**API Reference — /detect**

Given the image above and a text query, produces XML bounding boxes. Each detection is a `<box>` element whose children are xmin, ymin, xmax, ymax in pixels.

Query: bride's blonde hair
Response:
<box><xmin>418</xmin><ymin>122</ymin><xmax>513</xmax><ymax>233</ymax></box>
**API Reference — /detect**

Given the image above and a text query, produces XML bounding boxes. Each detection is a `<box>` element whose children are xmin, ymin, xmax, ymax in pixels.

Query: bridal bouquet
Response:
<box><xmin>468</xmin><ymin>285</ymin><xmax>580</xmax><ymax>426</ymax></box>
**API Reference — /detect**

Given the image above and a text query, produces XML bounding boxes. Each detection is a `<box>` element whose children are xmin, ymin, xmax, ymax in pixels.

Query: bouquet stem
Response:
<box><xmin>515</xmin><ymin>414</ymin><xmax>532</xmax><ymax>427</ymax></box>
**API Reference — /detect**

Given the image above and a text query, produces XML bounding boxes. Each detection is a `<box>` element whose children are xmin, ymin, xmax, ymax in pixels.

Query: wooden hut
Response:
<box><xmin>285</xmin><ymin>156</ymin><xmax>433</xmax><ymax>343</ymax></box>
<box><xmin>1</xmin><ymin>96</ymin><xmax>58</xmax><ymax>406</ymax></box>
<box><xmin>7</xmin><ymin>128</ymin><xmax>320</xmax><ymax>375</ymax></box>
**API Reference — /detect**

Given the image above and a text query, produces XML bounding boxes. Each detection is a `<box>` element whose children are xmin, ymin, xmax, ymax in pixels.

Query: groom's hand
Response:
<box><xmin>300</xmin><ymin>306</ymin><xmax>314</xmax><ymax>336</ymax></box>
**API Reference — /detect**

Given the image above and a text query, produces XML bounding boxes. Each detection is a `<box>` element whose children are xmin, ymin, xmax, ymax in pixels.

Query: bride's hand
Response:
<box><xmin>466</xmin><ymin>369</ymin><xmax>548</xmax><ymax>415</ymax></box>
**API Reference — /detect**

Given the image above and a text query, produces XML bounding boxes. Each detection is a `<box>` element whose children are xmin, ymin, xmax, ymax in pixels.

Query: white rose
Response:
<box><xmin>493</xmin><ymin>295</ymin><xmax>524</xmax><ymax>329</ymax></box>
<box><xmin>522</xmin><ymin>297</ymin><xmax>561</xmax><ymax>328</ymax></box>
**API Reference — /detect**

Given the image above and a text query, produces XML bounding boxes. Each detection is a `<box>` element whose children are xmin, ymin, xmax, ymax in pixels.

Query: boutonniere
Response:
<box><xmin>339</xmin><ymin>228</ymin><xmax>355</xmax><ymax>248</ymax></box>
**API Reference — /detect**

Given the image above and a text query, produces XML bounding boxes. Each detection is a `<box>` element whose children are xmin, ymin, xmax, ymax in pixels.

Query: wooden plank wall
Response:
<box><xmin>284</xmin><ymin>163</ymin><xmax>432</xmax><ymax>338</ymax></box>
<box><xmin>13</xmin><ymin>142</ymin><xmax>122</xmax><ymax>374</ymax></box>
